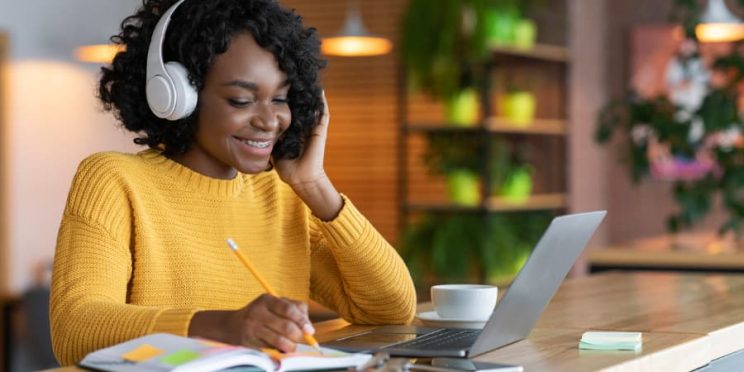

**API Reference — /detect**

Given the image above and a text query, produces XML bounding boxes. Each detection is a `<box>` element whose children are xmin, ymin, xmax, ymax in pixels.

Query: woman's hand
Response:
<box><xmin>274</xmin><ymin>91</ymin><xmax>330</xmax><ymax>190</ymax></box>
<box><xmin>189</xmin><ymin>294</ymin><xmax>315</xmax><ymax>352</ymax></box>
<box><xmin>274</xmin><ymin>91</ymin><xmax>343</xmax><ymax>220</ymax></box>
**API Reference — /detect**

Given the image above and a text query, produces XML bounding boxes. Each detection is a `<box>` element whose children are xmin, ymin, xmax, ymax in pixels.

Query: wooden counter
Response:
<box><xmin>590</xmin><ymin>246</ymin><xmax>744</xmax><ymax>271</ymax></box>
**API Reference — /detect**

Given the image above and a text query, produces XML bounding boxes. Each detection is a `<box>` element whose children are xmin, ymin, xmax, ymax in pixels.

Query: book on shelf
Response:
<box><xmin>79</xmin><ymin>333</ymin><xmax>372</xmax><ymax>372</ymax></box>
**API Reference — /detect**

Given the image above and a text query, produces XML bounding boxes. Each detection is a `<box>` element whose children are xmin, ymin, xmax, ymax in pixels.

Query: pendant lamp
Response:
<box><xmin>695</xmin><ymin>0</ymin><xmax>744</xmax><ymax>42</ymax></box>
<box><xmin>74</xmin><ymin>43</ymin><xmax>124</xmax><ymax>63</ymax></box>
<box><xmin>321</xmin><ymin>0</ymin><xmax>392</xmax><ymax>57</ymax></box>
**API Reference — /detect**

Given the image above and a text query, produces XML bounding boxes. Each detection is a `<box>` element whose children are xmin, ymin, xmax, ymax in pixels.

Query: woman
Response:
<box><xmin>50</xmin><ymin>0</ymin><xmax>416</xmax><ymax>365</ymax></box>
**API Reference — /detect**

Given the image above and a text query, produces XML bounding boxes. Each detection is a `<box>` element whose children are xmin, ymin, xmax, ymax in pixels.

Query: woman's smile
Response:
<box><xmin>232</xmin><ymin>135</ymin><xmax>274</xmax><ymax>157</ymax></box>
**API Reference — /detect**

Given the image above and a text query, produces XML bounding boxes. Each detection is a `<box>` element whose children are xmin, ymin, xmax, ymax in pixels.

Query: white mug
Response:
<box><xmin>431</xmin><ymin>284</ymin><xmax>498</xmax><ymax>320</ymax></box>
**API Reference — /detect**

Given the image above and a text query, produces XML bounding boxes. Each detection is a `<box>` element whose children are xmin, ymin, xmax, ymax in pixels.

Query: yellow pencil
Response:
<box><xmin>226</xmin><ymin>238</ymin><xmax>322</xmax><ymax>354</ymax></box>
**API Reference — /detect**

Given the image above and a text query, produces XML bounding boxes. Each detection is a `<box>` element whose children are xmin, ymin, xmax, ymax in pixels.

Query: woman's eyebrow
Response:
<box><xmin>222</xmin><ymin>79</ymin><xmax>291</xmax><ymax>91</ymax></box>
<box><xmin>222</xmin><ymin>80</ymin><xmax>259</xmax><ymax>91</ymax></box>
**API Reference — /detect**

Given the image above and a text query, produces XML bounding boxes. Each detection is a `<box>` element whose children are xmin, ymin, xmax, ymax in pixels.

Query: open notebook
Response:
<box><xmin>79</xmin><ymin>333</ymin><xmax>372</xmax><ymax>372</ymax></box>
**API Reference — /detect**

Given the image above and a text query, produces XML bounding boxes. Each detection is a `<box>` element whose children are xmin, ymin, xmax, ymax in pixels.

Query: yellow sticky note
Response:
<box><xmin>121</xmin><ymin>344</ymin><xmax>165</xmax><ymax>362</ymax></box>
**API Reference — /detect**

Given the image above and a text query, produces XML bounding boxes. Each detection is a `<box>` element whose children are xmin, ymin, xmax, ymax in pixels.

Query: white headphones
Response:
<box><xmin>145</xmin><ymin>0</ymin><xmax>198</xmax><ymax>120</ymax></box>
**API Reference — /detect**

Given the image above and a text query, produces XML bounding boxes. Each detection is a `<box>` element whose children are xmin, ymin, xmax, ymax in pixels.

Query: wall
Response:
<box><xmin>282</xmin><ymin>0</ymin><xmax>404</xmax><ymax>246</ymax></box>
<box><xmin>0</xmin><ymin>0</ymin><xmax>141</xmax><ymax>294</ymax></box>
<box><xmin>568</xmin><ymin>0</ymin><xmax>609</xmax><ymax>275</ymax></box>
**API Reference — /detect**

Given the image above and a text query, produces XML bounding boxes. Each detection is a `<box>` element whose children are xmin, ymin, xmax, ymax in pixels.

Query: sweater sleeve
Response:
<box><xmin>50</xmin><ymin>155</ymin><xmax>198</xmax><ymax>365</ymax></box>
<box><xmin>308</xmin><ymin>195</ymin><xmax>417</xmax><ymax>325</ymax></box>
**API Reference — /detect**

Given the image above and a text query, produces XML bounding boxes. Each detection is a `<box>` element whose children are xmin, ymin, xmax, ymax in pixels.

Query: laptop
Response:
<box><xmin>324</xmin><ymin>211</ymin><xmax>607</xmax><ymax>358</ymax></box>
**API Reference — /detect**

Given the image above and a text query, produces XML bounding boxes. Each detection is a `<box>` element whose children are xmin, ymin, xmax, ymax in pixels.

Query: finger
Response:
<box><xmin>263</xmin><ymin>315</ymin><xmax>304</xmax><ymax>347</ymax></box>
<box><xmin>269</xmin><ymin>298</ymin><xmax>314</xmax><ymax>335</ymax></box>
<box><xmin>321</xmin><ymin>90</ymin><xmax>329</xmax><ymax>126</ymax></box>
<box><xmin>255</xmin><ymin>324</ymin><xmax>297</xmax><ymax>353</ymax></box>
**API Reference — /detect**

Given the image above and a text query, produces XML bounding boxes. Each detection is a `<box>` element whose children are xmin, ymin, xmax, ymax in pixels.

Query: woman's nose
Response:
<box><xmin>251</xmin><ymin>102</ymin><xmax>280</xmax><ymax>132</ymax></box>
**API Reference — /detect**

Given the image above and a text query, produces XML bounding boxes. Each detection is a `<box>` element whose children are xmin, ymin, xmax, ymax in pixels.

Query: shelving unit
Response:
<box><xmin>399</xmin><ymin>43</ymin><xmax>570</xmax><ymax>211</ymax></box>
<box><xmin>398</xmin><ymin>41</ymin><xmax>571</xmax><ymax>284</ymax></box>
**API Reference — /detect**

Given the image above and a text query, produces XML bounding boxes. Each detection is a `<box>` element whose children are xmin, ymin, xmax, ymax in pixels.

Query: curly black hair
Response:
<box><xmin>99</xmin><ymin>0</ymin><xmax>326</xmax><ymax>159</ymax></box>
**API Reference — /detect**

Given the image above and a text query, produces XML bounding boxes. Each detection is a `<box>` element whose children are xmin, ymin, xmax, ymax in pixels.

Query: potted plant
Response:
<box><xmin>596</xmin><ymin>44</ymin><xmax>744</xmax><ymax>237</ymax></box>
<box><xmin>400</xmin><ymin>212</ymin><xmax>552</xmax><ymax>287</ymax></box>
<box><xmin>423</xmin><ymin>132</ymin><xmax>483</xmax><ymax>205</ymax></box>
<box><xmin>490</xmin><ymin>139</ymin><xmax>534</xmax><ymax>202</ymax></box>
<box><xmin>401</xmin><ymin>0</ymin><xmax>494</xmax><ymax>126</ymax></box>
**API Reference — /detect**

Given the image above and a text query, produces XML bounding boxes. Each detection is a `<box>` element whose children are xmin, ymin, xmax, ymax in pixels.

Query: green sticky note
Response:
<box><xmin>160</xmin><ymin>349</ymin><xmax>200</xmax><ymax>366</ymax></box>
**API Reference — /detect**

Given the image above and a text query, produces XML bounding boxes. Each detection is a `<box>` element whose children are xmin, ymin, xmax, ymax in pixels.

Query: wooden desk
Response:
<box><xmin>590</xmin><ymin>246</ymin><xmax>744</xmax><ymax>272</ymax></box>
<box><xmin>46</xmin><ymin>272</ymin><xmax>744</xmax><ymax>371</ymax></box>
<box><xmin>317</xmin><ymin>272</ymin><xmax>744</xmax><ymax>371</ymax></box>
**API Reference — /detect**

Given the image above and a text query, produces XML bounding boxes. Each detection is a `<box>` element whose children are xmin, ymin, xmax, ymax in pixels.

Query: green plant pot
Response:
<box><xmin>446</xmin><ymin>170</ymin><xmax>481</xmax><ymax>206</ymax></box>
<box><xmin>513</xmin><ymin>19</ymin><xmax>537</xmax><ymax>50</ymax></box>
<box><xmin>445</xmin><ymin>89</ymin><xmax>480</xmax><ymax>127</ymax></box>
<box><xmin>484</xmin><ymin>7</ymin><xmax>520</xmax><ymax>46</ymax></box>
<box><xmin>500</xmin><ymin>166</ymin><xmax>532</xmax><ymax>203</ymax></box>
<box><xmin>504</xmin><ymin>91</ymin><xmax>536</xmax><ymax>126</ymax></box>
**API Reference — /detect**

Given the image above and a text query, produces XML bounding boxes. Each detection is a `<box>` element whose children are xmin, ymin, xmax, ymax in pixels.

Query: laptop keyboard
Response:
<box><xmin>388</xmin><ymin>328</ymin><xmax>481</xmax><ymax>350</ymax></box>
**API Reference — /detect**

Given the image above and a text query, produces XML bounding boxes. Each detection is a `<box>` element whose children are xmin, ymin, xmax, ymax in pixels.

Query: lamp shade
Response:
<box><xmin>321</xmin><ymin>0</ymin><xmax>392</xmax><ymax>57</ymax></box>
<box><xmin>75</xmin><ymin>43</ymin><xmax>124</xmax><ymax>63</ymax></box>
<box><xmin>695</xmin><ymin>0</ymin><xmax>744</xmax><ymax>42</ymax></box>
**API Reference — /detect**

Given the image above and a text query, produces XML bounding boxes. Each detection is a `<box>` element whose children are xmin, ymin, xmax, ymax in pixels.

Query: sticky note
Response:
<box><xmin>579</xmin><ymin>331</ymin><xmax>642</xmax><ymax>352</ymax></box>
<box><xmin>121</xmin><ymin>344</ymin><xmax>165</xmax><ymax>362</ymax></box>
<box><xmin>160</xmin><ymin>349</ymin><xmax>201</xmax><ymax>366</ymax></box>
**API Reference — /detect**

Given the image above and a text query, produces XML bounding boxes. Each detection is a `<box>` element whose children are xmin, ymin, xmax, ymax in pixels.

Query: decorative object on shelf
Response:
<box><xmin>483</xmin><ymin>0</ymin><xmax>540</xmax><ymax>49</ymax></box>
<box><xmin>445</xmin><ymin>88</ymin><xmax>481</xmax><ymax>126</ymax></box>
<box><xmin>321</xmin><ymin>0</ymin><xmax>392</xmax><ymax>57</ymax></box>
<box><xmin>490</xmin><ymin>139</ymin><xmax>533</xmax><ymax>202</ymax></box>
<box><xmin>502</xmin><ymin>90</ymin><xmax>537</xmax><ymax>126</ymax></box>
<box><xmin>596</xmin><ymin>22</ymin><xmax>744</xmax><ymax>235</ymax></box>
<box><xmin>446</xmin><ymin>169</ymin><xmax>482</xmax><ymax>206</ymax></box>
<box><xmin>423</xmin><ymin>132</ymin><xmax>483</xmax><ymax>205</ymax></box>
<box><xmin>513</xmin><ymin>18</ymin><xmax>538</xmax><ymax>49</ymax></box>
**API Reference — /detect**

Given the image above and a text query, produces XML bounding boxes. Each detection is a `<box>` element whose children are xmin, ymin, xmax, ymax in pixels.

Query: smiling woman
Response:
<box><xmin>49</xmin><ymin>0</ymin><xmax>416</xmax><ymax>366</ymax></box>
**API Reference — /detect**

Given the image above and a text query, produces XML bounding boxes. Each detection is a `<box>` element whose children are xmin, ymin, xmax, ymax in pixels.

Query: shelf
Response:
<box><xmin>405</xmin><ymin>123</ymin><xmax>482</xmax><ymax>133</ymax></box>
<box><xmin>490</xmin><ymin>43</ymin><xmax>569</xmax><ymax>63</ymax></box>
<box><xmin>406</xmin><ymin>118</ymin><xmax>566</xmax><ymax>135</ymax></box>
<box><xmin>486</xmin><ymin>193</ymin><xmax>567</xmax><ymax>211</ymax></box>
<box><xmin>486</xmin><ymin>117</ymin><xmax>566</xmax><ymax>135</ymax></box>
<box><xmin>406</xmin><ymin>193</ymin><xmax>567</xmax><ymax>213</ymax></box>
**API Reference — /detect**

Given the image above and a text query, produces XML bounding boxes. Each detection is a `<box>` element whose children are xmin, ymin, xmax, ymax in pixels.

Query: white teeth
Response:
<box><xmin>242</xmin><ymin>139</ymin><xmax>271</xmax><ymax>149</ymax></box>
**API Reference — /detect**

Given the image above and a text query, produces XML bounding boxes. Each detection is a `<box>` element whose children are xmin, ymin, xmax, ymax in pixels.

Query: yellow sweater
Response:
<box><xmin>50</xmin><ymin>150</ymin><xmax>416</xmax><ymax>365</ymax></box>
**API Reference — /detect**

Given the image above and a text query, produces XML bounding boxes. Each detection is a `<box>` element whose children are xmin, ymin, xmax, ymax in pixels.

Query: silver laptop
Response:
<box><xmin>324</xmin><ymin>211</ymin><xmax>607</xmax><ymax>358</ymax></box>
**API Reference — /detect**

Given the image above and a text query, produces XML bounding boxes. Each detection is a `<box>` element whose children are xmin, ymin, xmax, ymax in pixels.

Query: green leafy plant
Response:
<box><xmin>401</xmin><ymin>212</ymin><xmax>552</xmax><ymax>286</ymax></box>
<box><xmin>596</xmin><ymin>48</ymin><xmax>744</xmax><ymax>235</ymax></box>
<box><xmin>401</xmin><ymin>0</ymin><xmax>491</xmax><ymax>101</ymax></box>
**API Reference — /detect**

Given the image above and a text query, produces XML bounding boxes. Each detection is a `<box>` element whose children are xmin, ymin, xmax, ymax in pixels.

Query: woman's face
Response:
<box><xmin>176</xmin><ymin>32</ymin><xmax>292</xmax><ymax>178</ymax></box>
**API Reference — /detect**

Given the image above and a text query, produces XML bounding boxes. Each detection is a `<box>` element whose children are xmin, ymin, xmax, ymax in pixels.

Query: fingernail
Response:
<box><xmin>303</xmin><ymin>323</ymin><xmax>315</xmax><ymax>335</ymax></box>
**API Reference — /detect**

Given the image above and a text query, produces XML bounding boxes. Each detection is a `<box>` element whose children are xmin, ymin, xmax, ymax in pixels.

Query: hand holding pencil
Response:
<box><xmin>227</xmin><ymin>238</ymin><xmax>323</xmax><ymax>354</ymax></box>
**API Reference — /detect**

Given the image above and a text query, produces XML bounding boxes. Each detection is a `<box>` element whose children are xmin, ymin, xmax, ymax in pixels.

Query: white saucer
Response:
<box><xmin>415</xmin><ymin>311</ymin><xmax>489</xmax><ymax>329</ymax></box>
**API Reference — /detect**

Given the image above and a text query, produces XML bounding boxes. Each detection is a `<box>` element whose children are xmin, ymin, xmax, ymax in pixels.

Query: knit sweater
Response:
<box><xmin>50</xmin><ymin>150</ymin><xmax>417</xmax><ymax>365</ymax></box>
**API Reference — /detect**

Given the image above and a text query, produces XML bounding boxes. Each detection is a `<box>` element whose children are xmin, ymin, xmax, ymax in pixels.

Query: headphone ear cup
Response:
<box><xmin>164</xmin><ymin>61</ymin><xmax>198</xmax><ymax>120</ymax></box>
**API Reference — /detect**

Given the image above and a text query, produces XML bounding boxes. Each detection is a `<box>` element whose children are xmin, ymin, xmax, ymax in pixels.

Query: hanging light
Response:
<box><xmin>74</xmin><ymin>43</ymin><xmax>124</xmax><ymax>63</ymax></box>
<box><xmin>695</xmin><ymin>0</ymin><xmax>744</xmax><ymax>42</ymax></box>
<box><xmin>321</xmin><ymin>0</ymin><xmax>392</xmax><ymax>57</ymax></box>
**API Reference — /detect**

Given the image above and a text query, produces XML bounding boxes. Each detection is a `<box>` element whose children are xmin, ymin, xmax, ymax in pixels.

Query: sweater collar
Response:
<box><xmin>138</xmin><ymin>149</ymin><xmax>248</xmax><ymax>198</ymax></box>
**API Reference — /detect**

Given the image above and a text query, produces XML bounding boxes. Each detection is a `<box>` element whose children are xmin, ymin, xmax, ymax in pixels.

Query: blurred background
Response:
<box><xmin>4</xmin><ymin>0</ymin><xmax>744</xmax><ymax>370</ymax></box>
